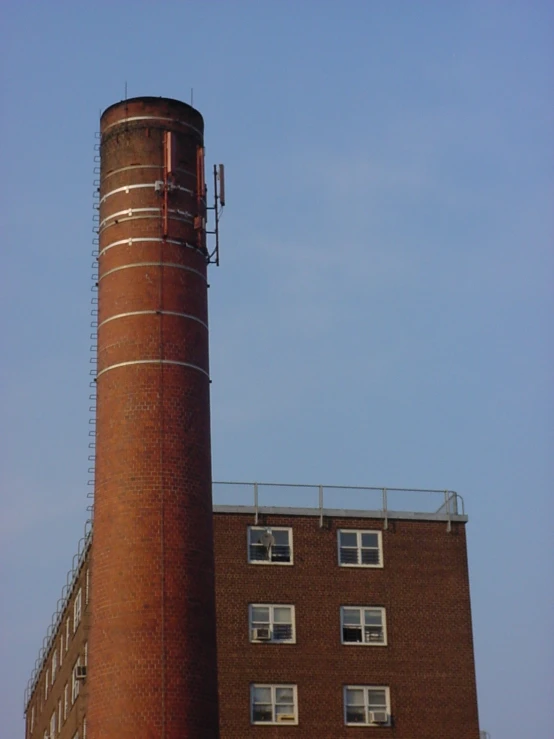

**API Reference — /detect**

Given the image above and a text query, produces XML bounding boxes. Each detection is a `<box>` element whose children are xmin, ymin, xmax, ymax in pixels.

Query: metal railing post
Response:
<box><xmin>319</xmin><ymin>485</ymin><xmax>323</xmax><ymax>528</ymax></box>
<box><xmin>444</xmin><ymin>490</ymin><xmax>451</xmax><ymax>532</ymax></box>
<box><xmin>254</xmin><ymin>482</ymin><xmax>259</xmax><ymax>525</ymax></box>
<box><xmin>382</xmin><ymin>488</ymin><xmax>388</xmax><ymax>530</ymax></box>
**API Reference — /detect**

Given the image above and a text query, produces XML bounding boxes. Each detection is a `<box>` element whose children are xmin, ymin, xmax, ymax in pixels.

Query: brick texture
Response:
<box><xmin>87</xmin><ymin>97</ymin><xmax>219</xmax><ymax>738</ymax></box>
<box><xmin>214</xmin><ymin>512</ymin><xmax>480</xmax><ymax>738</ymax></box>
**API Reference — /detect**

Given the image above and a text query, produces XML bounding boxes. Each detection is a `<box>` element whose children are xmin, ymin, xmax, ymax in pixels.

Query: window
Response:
<box><xmin>59</xmin><ymin>635</ymin><xmax>63</xmax><ymax>665</ymax></box>
<box><xmin>338</xmin><ymin>530</ymin><xmax>383</xmax><ymax>567</ymax></box>
<box><xmin>45</xmin><ymin>670</ymin><xmax>49</xmax><ymax>700</ymax></box>
<box><xmin>251</xmin><ymin>684</ymin><xmax>298</xmax><ymax>725</ymax></box>
<box><xmin>30</xmin><ymin>706</ymin><xmax>35</xmax><ymax>732</ymax></box>
<box><xmin>72</xmin><ymin>659</ymin><xmax>81</xmax><ymax>703</ymax></box>
<box><xmin>344</xmin><ymin>686</ymin><xmax>390</xmax><ymax>726</ymax></box>
<box><xmin>73</xmin><ymin>588</ymin><xmax>82</xmax><ymax>632</ymax></box>
<box><xmin>249</xmin><ymin>605</ymin><xmax>295</xmax><ymax>643</ymax></box>
<box><xmin>85</xmin><ymin>569</ymin><xmax>90</xmax><ymax>605</ymax></box>
<box><xmin>82</xmin><ymin>717</ymin><xmax>87</xmax><ymax>739</ymax></box>
<box><xmin>341</xmin><ymin>606</ymin><xmax>387</xmax><ymax>645</ymax></box>
<box><xmin>52</xmin><ymin>648</ymin><xmax>58</xmax><ymax>684</ymax></box>
<box><xmin>84</xmin><ymin>641</ymin><xmax>88</xmax><ymax>666</ymax></box>
<box><xmin>64</xmin><ymin>683</ymin><xmax>69</xmax><ymax>720</ymax></box>
<box><xmin>58</xmin><ymin>698</ymin><xmax>62</xmax><ymax>730</ymax></box>
<box><xmin>50</xmin><ymin>710</ymin><xmax>56</xmax><ymax>738</ymax></box>
<box><xmin>65</xmin><ymin>619</ymin><xmax>70</xmax><ymax>651</ymax></box>
<box><xmin>248</xmin><ymin>527</ymin><xmax>292</xmax><ymax>564</ymax></box>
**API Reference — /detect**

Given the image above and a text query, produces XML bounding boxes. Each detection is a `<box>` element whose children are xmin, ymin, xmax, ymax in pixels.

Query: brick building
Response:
<box><xmin>24</xmin><ymin>484</ymin><xmax>480</xmax><ymax>738</ymax></box>
<box><xmin>23</xmin><ymin>96</ymin><xmax>481</xmax><ymax>737</ymax></box>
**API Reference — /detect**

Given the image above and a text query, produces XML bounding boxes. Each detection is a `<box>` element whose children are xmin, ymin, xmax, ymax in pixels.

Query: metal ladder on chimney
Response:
<box><xmin>87</xmin><ymin>133</ymin><xmax>100</xmax><ymax>522</ymax></box>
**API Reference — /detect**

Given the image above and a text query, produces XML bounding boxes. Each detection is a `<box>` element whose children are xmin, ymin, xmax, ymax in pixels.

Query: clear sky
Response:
<box><xmin>0</xmin><ymin>2</ymin><xmax>552</xmax><ymax>736</ymax></box>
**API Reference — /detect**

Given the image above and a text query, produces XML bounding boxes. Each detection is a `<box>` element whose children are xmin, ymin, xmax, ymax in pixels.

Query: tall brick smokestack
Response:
<box><xmin>87</xmin><ymin>97</ymin><xmax>219</xmax><ymax>737</ymax></box>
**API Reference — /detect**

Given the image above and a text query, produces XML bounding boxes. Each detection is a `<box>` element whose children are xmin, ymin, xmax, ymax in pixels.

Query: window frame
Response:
<box><xmin>343</xmin><ymin>685</ymin><xmax>391</xmax><ymax>727</ymax></box>
<box><xmin>65</xmin><ymin>618</ymin><xmax>70</xmax><ymax>651</ymax></box>
<box><xmin>247</xmin><ymin>526</ymin><xmax>294</xmax><ymax>566</ymax></box>
<box><xmin>249</xmin><ymin>604</ymin><xmax>296</xmax><ymax>644</ymax></box>
<box><xmin>51</xmin><ymin>647</ymin><xmax>58</xmax><ymax>684</ymax></box>
<box><xmin>340</xmin><ymin>606</ymin><xmax>387</xmax><ymax>646</ymax></box>
<box><xmin>71</xmin><ymin>658</ymin><xmax>81</xmax><ymax>704</ymax></box>
<box><xmin>63</xmin><ymin>683</ymin><xmax>69</xmax><ymax>720</ymax></box>
<box><xmin>58</xmin><ymin>698</ymin><xmax>62</xmax><ymax>731</ymax></box>
<box><xmin>50</xmin><ymin>710</ymin><xmax>56</xmax><ymax>738</ymax></box>
<box><xmin>250</xmin><ymin>683</ymin><xmax>298</xmax><ymax>725</ymax></box>
<box><xmin>73</xmin><ymin>588</ymin><xmax>82</xmax><ymax>633</ymax></box>
<box><xmin>337</xmin><ymin>529</ymin><xmax>383</xmax><ymax>568</ymax></box>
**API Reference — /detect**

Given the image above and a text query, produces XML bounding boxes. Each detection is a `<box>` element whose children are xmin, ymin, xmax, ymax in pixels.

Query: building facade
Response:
<box><xmin>25</xmin><ymin>490</ymin><xmax>480</xmax><ymax>738</ymax></box>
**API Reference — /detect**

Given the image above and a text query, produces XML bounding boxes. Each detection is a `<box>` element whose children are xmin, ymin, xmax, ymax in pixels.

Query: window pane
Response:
<box><xmin>364</xmin><ymin>610</ymin><xmax>383</xmax><ymax>626</ymax></box>
<box><xmin>346</xmin><ymin>706</ymin><xmax>366</xmax><ymax>723</ymax></box>
<box><xmin>343</xmin><ymin>627</ymin><xmax>363</xmax><ymax>642</ymax></box>
<box><xmin>367</xmin><ymin>689</ymin><xmax>387</xmax><ymax>708</ymax></box>
<box><xmin>252</xmin><ymin>706</ymin><xmax>272</xmax><ymax>722</ymax></box>
<box><xmin>346</xmin><ymin>688</ymin><xmax>365</xmax><ymax>706</ymax></box>
<box><xmin>273</xmin><ymin>530</ymin><xmax>289</xmax><ymax>546</ymax></box>
<box><xmin>273</xmin><ymin>607</ymin><xmax>291</xmax><ymax>623</ymax></box>
<box><xmin>340</xmin><ymin>532</ymin><xmax>357</xmax><ymax>547</ymax></box>
<box><xmin>273</xmin><ymin>624</ymin><xmax>293</xmax><ymax>640</ymax></box>
<box><xmin>275</xmin><ymin>687</ymin><xmax>293</xmax><ymax>703</ymax></box>
<box><xmin>249</xmin><ymin>544</ymin><xmax>269</xmax><ymax>561</ymax></box>
<box><xmin>251</xmin><ymin>607</ymin><xmax>270</xmax><ymax>623</ymax></box>
<box><xmin>340</xmin><ymin>547</ymin><xmax>359</xmax><ymax>564</ymax></box>
<box><xmin>342</xmin><ymin>608</ymin><xmax>361</xmax><ymax>625</ymax></box>
<box><xmin>275</xmin><ymin>704</ymin><xmax>294</xmax><ymax>717</ymax></box>
<box><xmin>253</xmin><ymin>687</ymin><xmax>271</xmax><ymax>703</ymax></box>
<box><xmin>361</xmin><ymin>532</ymin><xmax>378</xmax><ymax>547</ymax></box>
<box><xmin>361</xmin><ymin>548</ymin><xmax>380</xmax><ymax>565</ymax></box>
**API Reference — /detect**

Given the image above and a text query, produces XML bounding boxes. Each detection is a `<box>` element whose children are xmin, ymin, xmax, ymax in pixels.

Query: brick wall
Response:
<box><xmin>26</xmin><ymin>559</ymin><xmax>90</xmax><ymax>739</ymax></box>
<box><xmin>213</xmin><ymin>512</ymin><xmax>480</xmax><ymax>738</ymax></box>
<box><xmin>26</xmin><ymin>511</ymin><xmax>480</xmax><ymax>738</ymax></box>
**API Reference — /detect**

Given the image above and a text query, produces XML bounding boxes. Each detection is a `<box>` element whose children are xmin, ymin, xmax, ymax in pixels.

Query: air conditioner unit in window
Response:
<box><xmin>75</xmin><ymin>665</ymin><xmax>87</xmax><ymax>680</ymax></box>
<box><xmin>253</xmin><ymin>627</ymin><xmax>271</xmax><ymax>641</ymax></box>
<box><xmin>276</xmin><ymin>714</ymin><xmax>295</xmax><ymax>722</ymax></box>
<box><xmin>369</xmin><ymin>710</ymin><xmax>388</xmax><ymax>724</ymax></box>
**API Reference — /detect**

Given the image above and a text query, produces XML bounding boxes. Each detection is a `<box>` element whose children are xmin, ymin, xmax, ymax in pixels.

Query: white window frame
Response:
<box><xmin>247</xmin><ymin>526</ymin><xmax>293</xmax><ymax>565</ymax></box>
<box><xmin>50</xmin><ymin>709</ymin><xmax>56</xmax><ymax>738</ymax></box>
<box><xmin>58</xmin><ymin>698</ymin><xmax>62</xmax><ymax>731</ymax></box>
<box><xmin>45</xmin><ymin>670</ymin><xmax>49</xmax><ymax>700</ymax></box>
<box><xmin>51</xmin><ymin>647</ymin><xmax>58</xmax><ymax>684</ymax></box>
<box><xmin>344</xmin><ymin>685</ymin><xmax>391</xmax><ymax>726</ymax></box>
<box><xmin>30</xmin><ymin>706</ymin><xmax>35</xmax><ymax>732</ymax></box>
<box><xmin>64</xmin><ymin>683</ymin><xmax>69</xmax><ymax>720</ymax></box>
<box><xmin>84</xmin><ymin>640</ymin><xmax>88</xmax><ymax>666</ymax></box>
<box><xmin>65</xmin><ymin>618</ymin><xmax>70</xmax><ymax>651</ymax></box>
<box><xmin>340</xmin><ymin>606</ymin><xmax>387</xmax><ymax>646</ymax></box>
<box><xmin>73</xmin><ymin>588</ymin><xmax>82</xmax><ymax>632</ymax></box>
<box><xmin>72</xmin><ymin>658</ymin><xmax>81</xmax><ymax>704</ymax></box>
<box><xmin>251</xmin><ymin>683</ymin><xmax>298</xmax><ymax>725</ymax></box>
<box><xmin>82</xmin><ymin>717</ymin><xmax>87</xmax><ymax>739</ymax></box>
<box><xmin>249</xmin><ymin>604</ymin><xmax>296</xmax><ymax>644</ymax></box>
<box><xmin>338</xmin><ymin>529</ymin><xmax>383</xmax><ymax>568</ymax></box>
<box><xmin>85</xmin><ymin>569</ymin><xmax>90</xmax><ymax>605</ymax></box>
<box><xmin>59</xmin><ymin>635</ymin><xmax>63</xmax><ymax>666</ymax></box>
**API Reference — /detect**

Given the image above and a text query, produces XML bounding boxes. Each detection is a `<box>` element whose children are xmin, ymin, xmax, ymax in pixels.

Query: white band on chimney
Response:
<box><xmin>96</xmin><ymin>359</ymin><xmax>210</xmax><ymax>379</ymax></box>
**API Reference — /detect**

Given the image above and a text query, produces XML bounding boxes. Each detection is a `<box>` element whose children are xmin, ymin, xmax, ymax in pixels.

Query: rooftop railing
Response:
<box><xmin>212</xmin><ymin>481</ymin><xmax>465</xmax><ymax>530</ymax></box>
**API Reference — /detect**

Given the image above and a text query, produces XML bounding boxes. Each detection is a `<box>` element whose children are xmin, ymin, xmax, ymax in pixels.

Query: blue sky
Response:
<box><xmin>1</xmin><ymin>2</ymin><xmax>552</xmax><ymax>736</ymax></box>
